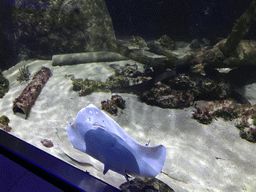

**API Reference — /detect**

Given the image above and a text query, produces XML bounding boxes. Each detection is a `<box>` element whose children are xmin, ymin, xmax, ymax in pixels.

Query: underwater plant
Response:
<box><xmin>16</xmin><ymin>65</ymin><xmax>30</xmax><ymax>83</ymax></box>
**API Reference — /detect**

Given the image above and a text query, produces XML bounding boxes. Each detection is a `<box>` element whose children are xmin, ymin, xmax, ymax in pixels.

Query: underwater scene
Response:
<box><xmin>1</xmin><ymin>0</ymin><xmax>256</xmax><ymax>191</ymax></box>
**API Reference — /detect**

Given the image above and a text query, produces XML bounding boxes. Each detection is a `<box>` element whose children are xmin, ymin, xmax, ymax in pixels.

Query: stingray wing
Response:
<box><xmin>67</xmin><ymin>104</ymin><xmax>166</xmax><ymax>178</ymax></box>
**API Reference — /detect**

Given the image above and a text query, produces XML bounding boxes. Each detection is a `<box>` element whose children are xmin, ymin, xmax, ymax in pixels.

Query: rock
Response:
<box><xmin>193</xmin><ymin>99</ymin><xmax>256</xmax><ymax>142</ymax></box>
<box><xmin>235</xmin><ymin>105</ymin><xmax>256</xmax><ymax>142</ymax></box>
<box><xmin>71</xmin><ymin>78</ymin><xmax>108</xmax><ymax>96</ymax></box>
<box><xmin>0</xmin><ymin>115</ymin><xmax>12</xmax><ymax>132</ymax></box>
<box><xmin>189</xmin><ymin>39</ymin><xmax>201</xmax><ymax>49</ymax></box>
<box><xmin>139</xmin><ymin>73</ymin><xmax>231</xmax><ymax>108</ymax></box>
<box><xmin>114</xmin><ymin>63</ymin><xmax>139</xmax><ymax>77</ymax></box>
<box><xmin>0</xmin><ymin>124</ymin><xmax>12</xmax><ymax>132</ymax></box>
<box><xmin>0</xmin><ymin>71</ymin><xmax>9</xmax><ymax>98</ymax></box>
<box><xmin>120</xmin><ymin>177</ymin><xmax>175</xmax><ymax>192</ymax></box>
<box><xmin>139</xmin><ymin>82</ymin><xmax>194</xmax><ymax>108</ymax></box>
<box><xmin>105</xmin><ymin>75</ymin><xmax>130</xmax><ymax>89</ymax></box>
<box><xmin>11</xmin><ymin>0</ymin><xmax>115</xmax><ymax>60</ymax></box>
<box><xmin>101</xmin><ymin>94</ymin><xmax>125</xmax><ymax>115</ymax></box>
<box><xmin>193</xmin><ymin>99</ymin><xmax>239</xmax><ymax>124</ymax></box>
<box><xmin>101</xmin><ymin>100</ymin><xmax>118</xmax><ymax>116</ymax></box>
<box><xmin>0</xmin><ymin>115</ymin><xmax>10</xmax><ymax>125</ymax></box>
<box><xmin>157</xmin><ymin>35</ymin><xmax>176</xmax><ymax>50</ymax></box>
<box><xmin>239</xmin><ymin>127</ymin><xmax>256</xmax><ymax>143</ymax></box>
<box><xmin>41</xmin><ymin>139</ymin><xmax>54</xmax><ymax>148</ymax></box>
<box><xmin>111</xmin><ymin>94</ymin><xmax>126</xmax><ymax>109</ymax></box>
<box><xmin>130</xmin><ymin>36</ymin><xmax>147</xmax><ymax>49</ymax></box>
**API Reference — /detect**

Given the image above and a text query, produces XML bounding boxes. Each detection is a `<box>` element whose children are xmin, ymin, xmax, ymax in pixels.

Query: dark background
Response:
<box><xmin>0</xmin><ymin>0</ymin><xmax>256</xmax><ymax>71</ymax></box>
<box><xmin>105</xmin><ymin>0</ymin><xmax>255</xmax><ymax>43</ymax></box>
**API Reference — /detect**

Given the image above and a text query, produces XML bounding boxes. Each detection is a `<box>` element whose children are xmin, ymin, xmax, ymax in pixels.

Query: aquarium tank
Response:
<box><xmin>1</xmin><ymin>0</ymin><xmax>256</xmax><ymax>191</ymax></box>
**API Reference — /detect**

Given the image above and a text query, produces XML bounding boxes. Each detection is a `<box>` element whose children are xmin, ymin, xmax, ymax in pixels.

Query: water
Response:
<box><xmin>1</xmin><ymin>1</ymin><xmax>256</xmax><ymax>191</ymax></box>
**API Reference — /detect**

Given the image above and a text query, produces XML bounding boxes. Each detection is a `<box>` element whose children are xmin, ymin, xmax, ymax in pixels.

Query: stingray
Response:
<box><xmin>66</xmin><ymin>104</ymin><xmax>166</xmax><ymax>181</ymax></box>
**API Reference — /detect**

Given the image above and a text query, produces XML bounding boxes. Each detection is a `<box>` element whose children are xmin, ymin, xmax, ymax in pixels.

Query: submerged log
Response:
<box><xmin>106</xmin><ymin>39</ymin><xmax>178</xmax><ymax>70</ymax></box>
<box><xmin>52</xmin><ymin>51</ymin><xmax>128</xmax><ymax>66</ymax></box>
<box><xmin>219</xmin><ymin>0</ymin><xmax>256</xmax><ymax>57</ymax></box>
<box><xmin>190</xmin><ymin>0</ymin><xmax>256</xmax><ymax>70</ymax></box>
<box><xmin>13</xmin><ymin>66</ymin><xmax>52</xmax><ymax>119</ymax></box>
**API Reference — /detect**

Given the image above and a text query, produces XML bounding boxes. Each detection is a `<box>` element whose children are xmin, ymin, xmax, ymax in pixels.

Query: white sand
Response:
<box><xmin>1</xmin><ymin>59</ymin><xmax>256</xmax><ymax>191</ymax></box>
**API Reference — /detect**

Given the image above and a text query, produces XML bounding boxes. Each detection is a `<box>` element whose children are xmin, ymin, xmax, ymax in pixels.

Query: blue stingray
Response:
<box><xmin>67</xmin><ymin>104</ymin><xmax>166</xmax><ymax>180</ymax></box>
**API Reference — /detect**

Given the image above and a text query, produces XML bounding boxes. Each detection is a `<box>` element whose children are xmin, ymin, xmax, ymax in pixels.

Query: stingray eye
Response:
<box><xmin>88</xmin><ymin>117</ymin><xmax>91</xmax><ymax>121</ymax></box>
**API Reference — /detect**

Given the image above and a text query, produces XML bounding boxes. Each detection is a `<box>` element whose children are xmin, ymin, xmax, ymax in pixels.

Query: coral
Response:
<box><xmin>140</xmin><ymin>82</ymin><xmax>194</xmax><ymax>108</ymax></box>
<box><xmin>120</xmin><ymin>177</ymin><xmax>174</xmax><ymax>192</ymax></box>
<box><xmin>139</xmin><ymin>73</ymin><xmax>231</xmax><ymax>109</ymax></box>
<box><xmin>16</xmin><ymin>65</ymin><xmax>30</xmax><ymax>83</ymax></box>
<box><xmin>0</xmin><ymin>115</ymin><xmax>12</xmax><ymax>132</ymax></box>
<box><xmin>115</xmin><ymin>63</ymin><xmax>139</xmax><ymax>77</ymax></box>
<box><xmin>105</xmin><ymin>75</ymin><xmax>130</xmax><ymax>89</ymax></box>
<box><xmin>101</xmin><ymin>95</ymin><xmax>126</xmax><ymax>115</ymax></box>
<box><xmin>239</xmin><ymin>127</ymin><xmax>256</xmax><ymax>143</ymax></box>
<box><xmin>71</xmin><ymin>78</ymin><xmax>108</xmax><ymax>96</ymax></box>
<box><xmin>101</xmin><ymin>100</ymin><xmax>118</xmax><ymax>116</ymax></box>
<box><xmin>111</xmin><ymin>94</ymin><xmax>126</xmax><ymax>109</ymax></box>
<box><xmin>0</xmin><ymin>71</ymin><xmax>9</xmax><ymax>98</ymax></box>
<box><xmin>192</xmin><ymin>106</ymin><xmax>214</xmax><ymax>125</ymax></box>
<box><xmin>235</xmin><ymin>105</ymin><xmax>256</xmax><ymax>142</ymax></box>
<box><xmin>71</xmin><ymin>72</ymin><xmax>150</xmax><ymax>97</ymax></box>
<box><xmin>72</xmin><ymin>69</ymin><xmax>231</xmax><ymax>110</ymax></box>
<box><xmin>192</xmin><ymin>99</ymin><xmax>239</xmax><ymax>124</ymax></box>
<box><xmin>193</xmin><ymin>100</ymin><xmax>256</xmax><ymax>142</ymax></box>
<box><xmin>0</xmin><ymin>115</ymin><xmax>10</xmax><ymax>125</ymax></box>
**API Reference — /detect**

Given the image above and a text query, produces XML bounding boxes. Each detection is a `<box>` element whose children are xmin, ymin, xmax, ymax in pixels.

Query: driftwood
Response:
<box><xmin>106</xmin><ymin>0</ymin><xmax>256</xmax><ymax>71</ymax></box>
<box><xmin>190</xmin><ymin>0</ymin><xmax>256</xmax><ymax>70</ymax></box>
<box><xmin>106</xmin><ymin>39</ymin><xmax>178</xmax><ymax>70</ymax></box>
<box><xmin>107</xmin><ymin>0</ymin><xmax>256</xmax><ymax>97</ymax></box>
<box><xmin>219</xmin><ymin>0</ymin><xmax>256</xmax><ymax>57</ymax></box>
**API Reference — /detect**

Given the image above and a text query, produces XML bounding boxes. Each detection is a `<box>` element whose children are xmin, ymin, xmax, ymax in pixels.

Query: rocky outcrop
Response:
<box><xmin>11</xmin><ymin>0</ymin><xmax>115</xmax><ymax>60</ymax></box>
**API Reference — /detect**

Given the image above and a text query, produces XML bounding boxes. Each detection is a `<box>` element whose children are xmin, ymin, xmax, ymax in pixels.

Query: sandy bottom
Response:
<box><xmin>1</xmin><ymin>59</ymin><xmax>256</xmax><ymax>192</ymax></box>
